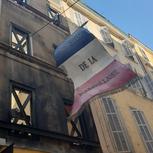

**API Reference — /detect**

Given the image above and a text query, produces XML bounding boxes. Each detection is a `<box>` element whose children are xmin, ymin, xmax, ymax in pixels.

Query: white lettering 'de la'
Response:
<box><xmin>78</xmin><ymin>56</ymin><xmax>98</xmax><ymax>71</ymax></box>
<box><xmin>61</xmin><ymin>39</ymin><xmax>113</xmax><ymax>88</ymax></box>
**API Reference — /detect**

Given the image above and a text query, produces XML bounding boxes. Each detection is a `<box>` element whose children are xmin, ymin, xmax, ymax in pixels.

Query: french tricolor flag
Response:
<box><xmin>55</xmin><ymin>28</ymin><xmax>137</xmax><ymax>118</ymax></box>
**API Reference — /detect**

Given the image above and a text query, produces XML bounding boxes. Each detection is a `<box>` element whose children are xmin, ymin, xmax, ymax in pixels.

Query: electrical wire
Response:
<box><xmin>31</xmin><ymin>0</ymin><xmax>80</xmax><ymax>36</ymax></box>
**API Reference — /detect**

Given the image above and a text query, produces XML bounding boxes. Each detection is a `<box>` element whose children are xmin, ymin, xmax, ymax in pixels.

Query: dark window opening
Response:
<box><xmin>47</xmin><ymin>7</ymin><xmax>60</xmax><ymax>25</ymax></box>
<box><xmin>64</xmin><ymin>102</ymin><xmax>83</xmax><ymax>138</ymax></box>
<box><xmin>10</xmin><ymin>85</ymin><xmax>32</xmax><ymax>126</ymax></box>
<box><xmin>11</xmin><ymin>24</ymin><xmax>31</xmax><ymax>55</ymax></box>
<box><xmin>64</xmin><ymin>101</ymin><xmax>98</xmax><ymax>141</ymax></box>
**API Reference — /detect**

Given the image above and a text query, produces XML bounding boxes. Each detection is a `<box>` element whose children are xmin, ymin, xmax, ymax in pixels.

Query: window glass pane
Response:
<box><xmin>140</xmin><ymin>126</ymin><xmax>148</xmax><ymax>141</ymax></box>
<box><xmin>133</xmin><ymin>111</ymin><xmax>141</xmax><ymax>124</ymax></box>
<box><xmin>138</xmin><ymin>111</ymin><xmax>145</xmax><ymax>124</ymax></box>
<box><xmin>113</xmin><ymin>132</ymin><xmax>123</xmax><ymax>151</ymax></box>
<box><xmin>144</xmin><ymin>126</ymin><xmax>152</xmax><ymax>140</ymax></box>
<box><xmin>12</xmin><ymin>33</ymin><xmax>17</xmax><ymax>43</ymax></box>
<box><xmin>112</xmin><ymin>114</ymin><xmax>122</xmax><ymax>131</ymax></box>
<box><xmin>11</xmin><ymin>93</ymin><xmax>20</xmax><ymax>110</ymax></box>
<box><xmin>48</xmin><ymin>9</ymin><xmax>56</xmax><ymax>19</ymax></box>
<box><xmin>23</xmin><ymin>45</ymin><xmax>28</xmax><ymax>54</ymax></box>
<box><xmin>107</xmin><ymin>114</ymin><xmax>116</xmax><ymax>131</ymax></box>
<box><xmin>103</xmin><ymin>99</ymin><xmax>110</xmax><ymax>113</ymax></box>
<box><xmin>17</xmin><ymin>34</ymin><xmax>23</xmax><ymax>41</ymax></box>
<box><xmin>107</xmin><ymin>98</ymin><xmax>115</xmax><ymax>113</ymax></box>
<box><xmin>119</xmin><ymin>132</ymin><xmax>129</xmax><ymax>151</ymax></box>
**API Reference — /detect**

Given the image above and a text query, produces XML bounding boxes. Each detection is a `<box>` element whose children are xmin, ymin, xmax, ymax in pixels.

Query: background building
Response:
<box><xmin>0</xmin><ymin>0</ymin><xmax>99</xmax><ymax>153</ymax></box>
<box><xmin>47</xmin><ymin>0</ymin><xmax>153</xmax><ymax>153</ymax></box>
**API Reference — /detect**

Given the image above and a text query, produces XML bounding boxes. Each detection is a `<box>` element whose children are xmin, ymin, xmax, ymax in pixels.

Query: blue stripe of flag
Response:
<box><xmin>54</xmin><ymin>28</ymin><xmax>95</xmax><ymax>66</ymax></box>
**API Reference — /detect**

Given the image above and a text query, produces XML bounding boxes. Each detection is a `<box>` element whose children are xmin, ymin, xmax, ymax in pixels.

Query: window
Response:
<box><xmin>127</xmin><ymin>65</ymin><xmax>146</xmax><ymax>96</ymax></box>
<box><xmin>10</xmin><ymin>84</ymin><xmax>32</xmax><ymax>126</ymax></box>
<box><xmin>131</xmin><ymin>108</ymin><xmax>153</xmax><ymax>153</ymax></box>
<box><xmin>102</xmin><ymin>97</ymin><xmax>131</xmax><ymax>152</ymax></box>
<box><xmin>47</xmin><ymin>6</ymin><xmax>60</xmax><ymax>24</ymax></box>
<box><xmin>11</xmin><ymin>24</ymin><xmax>31</xmax><ymax>55</ymax></box>
<box><xmin>143</xmin><ymin>74</ymin><xmax>153</xmax><ymax>99</ymax></box>
<box><xmin>122</xmin><ymin>40</ymin><xmax>135</xmax><ymax>60</ymax></box>
<box><xmin>65</xmin><ymin>103</ymin><xmax>83</xmax><ymax>138</ymax></box>
<box><xmin>67</xmin><ymin>117</ymin><xmax>83</xmax><ymax>138</ymax></box>
<box><xmin>100</xmin><ymin>27</ymin><xmax>114</xmax><ymax>47</ymax></box>
<box><xmin>65</xmin><ymin>102</ymin><xmax>95</xmax><ymax>140</ymax></box>
<box><xmin>129</xmin><ymin>76</ymin><xmax>146</xmax><ymax>96</ymax></box>
<box><xmin>64</xmin><ymin>100</ymin><xmax>82</xmax><ymax>138</ymax></box>
<box><xmin>139</xmin><ymin>48</ymin><xmax>149</xmax><ymax>61</ymax></box>
<box><xmin>74</xmin><ymin>11</ymin><xmax>88</xmax><ymax>29</ymax></box>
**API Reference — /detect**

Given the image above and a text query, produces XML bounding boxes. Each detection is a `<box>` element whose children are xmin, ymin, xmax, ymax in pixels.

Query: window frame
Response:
<box><xmin>10</xmin><ymin>23</ymin><xmax>31</xmax><ymax>55</ymax></box>
<box><xmin>100</xmin><ymin>26</ymin><xmax>114</xmax><ymax>46</ymax></box>
<box><xmin>9</xmin><ymin>81</ymin><xmax>35</xmax><ymax>126</ymax></box>
<box><xmin>47</xmin><ymin>6</ymin><xmax>60</xmax><ymax>24</ymax></box>
<box><xmin>102</xmin><ymin>97</ymin><xmax>131</xmax><ymax>152</ymax></box>
<box><xmin>131</xmin><ymin>108</ymin><xmax>153</xmax><ymax>153</ymax></box>
<box><xmin>143</xmin><ymin>74</ymin><xmax>153</xmax><ymax>99</ymax></box>
<box><xmin>126</xmin><ymin>64</ymin><xmax>146</xmax><ymax>96</ymax></box>
<box><xmin>122</xmin><ymin>40</ymin><xmax>135</xmax><ymax>61</ymax></box>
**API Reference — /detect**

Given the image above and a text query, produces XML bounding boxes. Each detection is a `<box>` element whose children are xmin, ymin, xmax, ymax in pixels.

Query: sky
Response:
<box><xmin>81</xmin><ymin>0</ymin><xmax>153</xmax><ymax>50</ymax></box>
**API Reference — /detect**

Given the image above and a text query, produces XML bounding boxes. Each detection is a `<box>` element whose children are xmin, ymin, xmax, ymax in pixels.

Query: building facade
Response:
<box><xmin>0</xmin><ymin>0</ymin><xmax>99</xmax><ymax>153</ymax></box>
<box><xmin>47</xmin><ymin>0</ymin><xmax>153</xmax><ymax>153</ymax></box>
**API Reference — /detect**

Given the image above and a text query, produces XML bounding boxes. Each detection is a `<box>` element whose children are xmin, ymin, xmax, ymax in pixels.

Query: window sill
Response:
<box><xmin>0</xmin><ymin>42</ymin><xmax>67</xmax><ymax>76</ymax></box>
<box><xmin>0</xmin><ymin>120</ymin><xmax>100</xmax><ymax>148</ymax></box>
